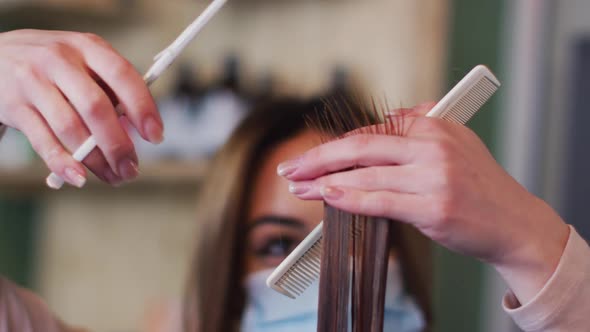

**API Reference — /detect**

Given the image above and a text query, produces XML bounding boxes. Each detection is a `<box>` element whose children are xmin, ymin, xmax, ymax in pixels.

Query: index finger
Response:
<box><xmin>72</xmin><ymin>33</ymin><xmax>163</xmax><ymax>144</ymax></box>
<box><xmin>280</xmin><ymin>101</ymin><xmax>441</xmax><ymax>181</ymax></box>
<box><xmin>278</xmin><ymin>134</ymin><xmax>422</xmax><ymax>181</ymax></box>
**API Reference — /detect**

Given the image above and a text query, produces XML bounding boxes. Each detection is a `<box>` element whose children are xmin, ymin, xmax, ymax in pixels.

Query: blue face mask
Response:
<box><xmin>240</xmin><ymin>261</ymin><xmax>425</xmax><ymax>332</ymax></box>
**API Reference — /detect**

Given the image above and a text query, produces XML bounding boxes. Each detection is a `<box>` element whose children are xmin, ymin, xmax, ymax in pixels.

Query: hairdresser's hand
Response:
<box><xmin>280</xmin><ymin>103</ymin><xmax>570</xmax><ymax>305</ymax></box>
<box><xmin>0</xmin><ymin>29</ymin><xmax>163</xmax><ymax>187</ymax></box>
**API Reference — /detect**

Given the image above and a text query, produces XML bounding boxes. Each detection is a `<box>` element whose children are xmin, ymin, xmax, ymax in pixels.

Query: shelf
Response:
<box><xmin>0</xmin><ymin>0</ymin><xmax>134</xmax><ymax>28</ymax></box>
<box><xmin>0</xmin><ymin>160</ymin><xmax>208</xmax><ymax>194</ymax></box>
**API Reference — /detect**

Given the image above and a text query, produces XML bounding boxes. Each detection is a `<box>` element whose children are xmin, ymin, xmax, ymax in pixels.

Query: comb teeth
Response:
<box><xmin>267</xmin><ymin>223</ymin><xmax>324</xmax><ymax>299</ymax></box>
<box><xmin>441</xmin><ymin>77</ymin><xmax>499</xmax><ymax>125</ymax></box>
<box><xmin>275</xmin><ymin>239</ymin><xmax>322</xmax><ymax>297</ymax></box>
<box><xmin>266</xmin><ymin>220</ymin><xmax>361</xmax><ymax>299</ymax></box>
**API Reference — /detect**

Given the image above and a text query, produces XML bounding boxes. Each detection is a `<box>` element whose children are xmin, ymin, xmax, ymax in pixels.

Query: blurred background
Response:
<box><xmin>0</xmin><ymin>0</ymin><xmax>588</xmax><ymax>331</ymax></box>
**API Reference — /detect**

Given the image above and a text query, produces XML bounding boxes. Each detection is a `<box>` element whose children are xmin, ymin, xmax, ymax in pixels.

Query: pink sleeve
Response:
<box><xmin>0</xmin><ymin>277</ymin><xmax>86</xmax><ymax>332</ymax></box>
<box><xmin>503</xmin><ymin>226</ymin><xmax>590</xmax><ymax>331</ymax></box>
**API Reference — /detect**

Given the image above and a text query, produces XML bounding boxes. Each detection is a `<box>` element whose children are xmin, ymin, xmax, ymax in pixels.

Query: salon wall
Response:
<box><xmin>90</xmin><ymin>0</ymin><xmax>449</xmax><ymax>103</ymax></box>
<box><xmin>543</xmin><ymin>0</ymin><xmax>590</xmax><ymax>241</ymax></box>
<box><xmin>0</xmin><ymin>0</ymin><xmax>451</xmax><ymax>331</ymax></box>
<box><xmin>435</xmin><ymin>1</ymin><xmax>511</xmax><ymax>331</ymax></box>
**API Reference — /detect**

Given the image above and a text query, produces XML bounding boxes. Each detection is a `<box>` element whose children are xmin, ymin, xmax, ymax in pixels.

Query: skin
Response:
<box><xmin>280</xmin><ymin>104</ymin><xmax>570</xmax><ymax>306</ymax></box>
<box><xmin>244</xmin><ymin>130</ymin><xmax>324</xmax><ymax>275</ymax></box>
<box><xmin>0</xmin><ymin>29</ymin><xmax>163</xmax><ymax>187</ymax></box>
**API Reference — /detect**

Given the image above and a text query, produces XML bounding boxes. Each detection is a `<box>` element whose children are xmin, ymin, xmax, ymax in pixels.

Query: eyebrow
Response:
<box><xmin>246</xmin><ymin>215</ymin><xmax>306</xmax><ymax>232</ymax></box>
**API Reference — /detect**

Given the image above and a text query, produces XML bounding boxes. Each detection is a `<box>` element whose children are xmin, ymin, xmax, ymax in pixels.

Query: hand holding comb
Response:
<box><xmin>267</xmin><ymin>64</ymin><xmax>501</xmax><ymax>299</ymax></box>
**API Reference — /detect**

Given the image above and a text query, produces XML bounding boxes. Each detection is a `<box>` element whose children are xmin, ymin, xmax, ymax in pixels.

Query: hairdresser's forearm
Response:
<box><xmin>491</xmin><ymin>198</ymin><xmax>569</xmax><ymax>306</ymax></box>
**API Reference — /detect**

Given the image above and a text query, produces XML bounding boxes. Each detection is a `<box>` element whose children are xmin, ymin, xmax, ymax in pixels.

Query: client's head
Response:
<box><xmin>184</xmin><ymin>98</ymin><xmax>432</xmax><ymax>332</ymax></box>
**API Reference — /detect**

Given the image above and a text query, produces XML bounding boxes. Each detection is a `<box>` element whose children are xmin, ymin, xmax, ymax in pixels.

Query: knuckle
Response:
<box><xmin>53</xmin><ymin>115</ymin><xmax>81</xmax><ymax>139</ymax></box>
<box><xmin>44</xmin><ymin>41</ymin><xmax>72</xmax><ymax>60</ymax></box>
<box><xmin>135</xmin><ymin>94</ymin><xmax>157</xmax><ymax>114</ymax></box>
<box><xmin>83</xmin><ymin>93</ymin><xmax>111</xmax><ymax>119</ymax></box>
<box><xmin>109</xmin><ymin>58</ymin><xmax>134</xmax><ymax>80</ymax></box>
<box><xmin>349</xmin><ymin>135</ymin><xmax>373</xmax><ymax>165</ymax></box>
<box><xmin>13</xmin><ymin>61</ymin><xmax>39</xmax><ymax>82</ymax></box>
<box><xmin>103</xmin><ymin>141</ymin><xmax>133</xmax><ymax>160</ymax></box>
<box><xmin>80</xmin><ymin>32</ymin><xmax>105</xmax><ymax>45</ymax></box>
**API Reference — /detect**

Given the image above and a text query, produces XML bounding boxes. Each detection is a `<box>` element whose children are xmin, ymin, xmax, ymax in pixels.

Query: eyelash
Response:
<box><xmin>253</xmin><ymin>236</ymin><xmax>300</xmax><ymax>259</ymax></box>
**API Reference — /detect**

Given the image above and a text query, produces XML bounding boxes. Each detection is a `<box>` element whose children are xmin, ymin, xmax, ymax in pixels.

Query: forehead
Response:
<box><xmin>246</xmin><ymin>131</ymin><xmax>323</xmax><ymax>228</ymax></box>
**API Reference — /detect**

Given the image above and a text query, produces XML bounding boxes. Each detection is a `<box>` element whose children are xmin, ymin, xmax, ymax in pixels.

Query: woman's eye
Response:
<box><xmin>254</xmin><ymin>237</ymin><xmax>298</xmax><ymax>258</ymax></box>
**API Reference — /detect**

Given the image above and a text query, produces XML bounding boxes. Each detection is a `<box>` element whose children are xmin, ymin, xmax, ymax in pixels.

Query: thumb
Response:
<box><xmin>382</xmin><ymin>101</ymin><xmax>436</xmax><ymax>135</ymax></box>
<box><xmin>412</xmin><ymin>101</ymin><xmax>437</xmax><ymax>116</ymax></box>
<box><xmin>385</xmin><ymin>101</ymin><xmax>436</xmax><ymax>119</ymax></box>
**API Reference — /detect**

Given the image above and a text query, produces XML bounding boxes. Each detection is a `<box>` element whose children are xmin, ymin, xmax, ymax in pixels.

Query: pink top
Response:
<box><xmin>0</xmin><ymin>226</ymin><xmax>588</xmax><ymax>332</ymax></box>
<box><xmin>504</xmin><ymin>226</ymin><xmax>590</xmax><ymax>331</ymax></box>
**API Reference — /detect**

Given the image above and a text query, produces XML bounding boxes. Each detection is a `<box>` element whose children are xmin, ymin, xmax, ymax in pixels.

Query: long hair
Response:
<box><xmin>309</xmin><ymin>97</ymin><xmax>433</xmax><ymax>332</ymax></box>
<box><xmin>183</xmin><ymin>97</ymin><xmax>432</xmax><ymax>332</ymax></box>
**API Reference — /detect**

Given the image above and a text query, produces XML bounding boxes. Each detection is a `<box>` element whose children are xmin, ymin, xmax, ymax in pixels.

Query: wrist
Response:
<box><xmin>492</xmin><ymin>198</ymin><xmax>569</xmax><ymax>305</ymax></box>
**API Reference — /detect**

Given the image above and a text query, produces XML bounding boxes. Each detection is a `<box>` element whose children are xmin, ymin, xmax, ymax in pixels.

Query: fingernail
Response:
<box><xmin>143</xmin><ymin>116</ymin><xmax>164</xmax><ymax>144</ymax></box>
<box><xmin>320</xmin><ymin>186</ymin><xmax>344</xmax><ymax>200</ymax></box>
<box><xmin>117</xmin><ymin>158</ymin><xmax>139</xmax><ymax>180</ymax></box>
<box><xmin>64</xmin><ymin>168</ymin><xmax>86</xmax><ymax>188</ymax></box>
<box><xmin>46</xmin><ymin>173</ymin><xmax>65</xmax><ymax>190</ymax></box>
<box><xmin>277</xmin><ymin>158</ymin><xmax>301</xmax><ymax>177</ymax></box>
<box><xmin>289</xmin><ymin>182</ymin><xmax>311</xmax><ymax>195</ymax></box>
<box><xmin>104</xmin><ymin>169</ymin><xmax>123</xmax><ymax>186</ymax></box>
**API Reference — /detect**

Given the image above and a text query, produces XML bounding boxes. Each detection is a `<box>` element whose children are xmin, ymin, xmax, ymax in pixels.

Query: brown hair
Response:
<box><xmin>183</xmin><ymin>97</ymin><xmax>432</xmax><ymax>332</ymax></box>
<box><xmin>310</xmin><ymin>97</ymin><xmax>433</xmax><ymax>332</ymax></box>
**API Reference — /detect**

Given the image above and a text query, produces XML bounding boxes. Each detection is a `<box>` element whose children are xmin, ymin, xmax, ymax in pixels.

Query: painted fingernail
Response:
<box><xmin>117</xmin><ymin>158</ymin><xmax>139</xmax><ymax>180</ymax></box>
<box><xmin>143</xmin><ymin>116</ymin><xmax>164</xmax><ymax>144</ymax></box>
<box><xmin>64</xmin><ymin>168</ymin><xmax>87</xmax><ymax>188</ymax></box>
<box><xmin>104</xmin><ymin>169</ymin><xmax>123</xmax><ymax>186</ymax></box>
<box><xmin>46</xmin><ymin>173</ymin><xmax>65</xmax><ymax>190</ymax></box>
<box><xmin>277</xmin><ymin>158</ymin><xmax>301</xmax><ymax>177</ymax></box>
<box><xmin>320</xmin><ymin>186</ymin><xmax>344</xmax><ymax>200</ymax></box>
<box><xmin>289</xmin><ymin>182</ymin><xmax>311</xmax><ymax>195</ymax></box>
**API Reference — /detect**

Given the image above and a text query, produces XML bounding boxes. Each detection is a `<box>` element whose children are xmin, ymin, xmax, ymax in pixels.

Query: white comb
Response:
<box><xmin>266</xmin><ymin>64</ymin><xmax>501</xmax><ymax>298</ymax></box>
